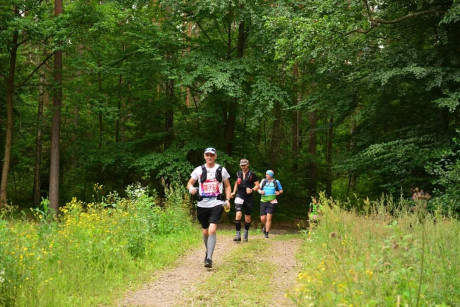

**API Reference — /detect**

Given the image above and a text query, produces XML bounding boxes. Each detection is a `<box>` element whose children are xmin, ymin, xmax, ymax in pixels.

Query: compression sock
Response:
<box><xmin>235</xmin><ymin>220</ymin><xmax>242</xmax><ymax>231</ymax></box>
<box><xmin>244</xmin><ymin>222</ymin><xmax>250</xmax><ymax>238</ymax></box>
<box><xmin>206</xmin><ymin>234</ymin><xmax>217</xmax><ymax>259</ymax></box>
<box><xmin>203</xmin><ymin>234</ymin><xmax>208</xmax><ymax>249</ymax></box>
<box><xmin>244</xmin><ymin>222</ymin><xmax>251</xmax><ymax>231</ymax></box>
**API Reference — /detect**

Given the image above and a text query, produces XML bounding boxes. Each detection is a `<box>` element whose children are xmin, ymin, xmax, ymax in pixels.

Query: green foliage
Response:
<box><xmin>426</xmin><ymin>131</ymin><xmax>460</xmax><ymax>215</ymax></box>
<box><xmin>343</xmin><ymin>136</ymin><xmax>439</xmax><ymax>194</ymax></box>
<box><xmin>0</xmin><ymin>184</ymin><xmax>200</xmax><ymax>306</ymax></box>
<box><xmin>440</xmin><ymin>1</ymin><xmax>460</xmax><ymax>24</ymax></box>
<box><xmin>292</xmin><ymin>195</ymin><xmax>460</xmax><ymax>306</ymax></box>
<box><xmin>434</xmin><ymin>89</ymin><xmax>460</xmax><ymax>112</ymax></box>
<box><xmin>2</xmin><ymin>0</ymin><xmax>459</xmax><ymax>216</ymax></box>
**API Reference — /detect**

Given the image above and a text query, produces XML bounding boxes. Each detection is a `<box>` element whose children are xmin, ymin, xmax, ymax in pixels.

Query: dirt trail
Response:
<box><xmin>265</xmin><ymin>238</ymin><xmax>302</xmax><ymax>306</ymax></box>
<box><xmin>120</xmin><ymin>230</ymin><xmax>302</xmax><ymax>307</ymax></box>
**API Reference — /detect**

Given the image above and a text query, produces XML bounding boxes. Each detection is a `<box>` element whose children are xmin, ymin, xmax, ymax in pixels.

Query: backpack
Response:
<box><xmin>260</xmin><ymin>179</ymin><xmax>280</xmax><ymax>191</ymax></box>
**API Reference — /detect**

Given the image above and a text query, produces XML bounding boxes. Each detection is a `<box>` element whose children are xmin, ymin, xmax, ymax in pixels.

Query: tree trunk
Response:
<box><xmin>116</xmin><ymin>74</ymin><xmax>122</xmax><ymax>142</ymax></box>
<box><xmin>292</xmin><ymin>64</ymin><xmax>301</xmax><ymax>155</ymax></box>
<box><xmin>346</xmin><ymin>116</ymin><xmax>357</xmax><ymax>197</ymax></box>
<box><xmin>0</xmin><ymin>25</ymin><xmax>19</xmax><ymax>207</ymax></box>
<box><xmin>225</xmin><ymin>21</ymin><xmax>245</xmax><ymax>155</ymax></box>
<box><xmin>49</xmin><ymin>0</ymin><xmax>63</xmax><ymax>214</ymax></box>
<box><xmin>269</xmin><ymin>100</ymin><xmax>282</xmax><ymax>171</ymax></box>
<box><xmin>307</xmin><ymin>110</ymin><xmax>317</xmax><ymax>195</ymax></box>
<box><xmin>33</xmin><ymin>55</ymin><xmax>48</xmax><ymax>206</ymax></box>
<box><xmin>98</xmin><ymin>58</ymin><xmax>103</xmax><ymax>149</ymax></box>
<box><xmin>326</xmin><ymin>113</ymin><xmax>334</xmax><ymax>197</ymax></box>
<box><xmin>164</xmin><ymin>78</ymin><xmax>174</xmax><ymax>149</ymax></box>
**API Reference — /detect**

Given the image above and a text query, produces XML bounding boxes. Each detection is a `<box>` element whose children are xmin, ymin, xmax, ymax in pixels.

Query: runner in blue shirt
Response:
<box><xmin>258</xmin><ymin>170</ymin><xmax>283</xmax><ymax>238</ymax></box>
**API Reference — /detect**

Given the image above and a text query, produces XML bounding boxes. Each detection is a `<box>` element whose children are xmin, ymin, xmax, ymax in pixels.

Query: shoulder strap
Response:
<box><xmin>200</xmin><ymin>165</ymin><xmax>223</xmax><ymax>182</ymax></box>
<box><xmin>215</xmin><ymin>166</ymin><xmax>223</xmax><ymax>182</ymax></box>
<box><xmin>247</xmin><ymin>170</ymin><xmax>254</xmax><ymax>182</ymax></box>
<box><xmin>237</xmin><ymin>170</ymin><xmax>242</xmax><ymax>179</ymax></box>
<box><xmin>200</xmin><ymin>165</ymin><xmax>207</xmax><ymax>182</ymax></box>
<box><xmin>274</xmin><ymin>179</ymin><xmax>279</xmax><ymax>191</ymax></box>
<box><xmin>260</xmin><ymin>179</ymin><xmax>266</xmax><ymax>190</ymax></box>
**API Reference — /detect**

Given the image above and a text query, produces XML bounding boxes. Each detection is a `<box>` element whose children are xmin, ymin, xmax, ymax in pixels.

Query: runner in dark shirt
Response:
<box><xmin>230</xmin><ymin>159</ymin><xmax>259</xmax><ymax>242</ymax></box>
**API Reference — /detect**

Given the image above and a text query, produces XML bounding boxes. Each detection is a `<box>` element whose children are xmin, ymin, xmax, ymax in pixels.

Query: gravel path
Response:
<box><xmin>120</xmin><ymin>230</ymin><xmax>302</xmax><ymax>306</ymax></box>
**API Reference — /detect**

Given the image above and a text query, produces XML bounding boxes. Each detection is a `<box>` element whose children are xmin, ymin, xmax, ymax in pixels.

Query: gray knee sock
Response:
<box><xmin>206</xmin><ymin>234</ymin><xmax>216</xmax><ymax>259</ymax></box>
<box><xmin>203</xmin><ymin>234</ymin><xmax>208</xmax><ymax>249</ymax></box>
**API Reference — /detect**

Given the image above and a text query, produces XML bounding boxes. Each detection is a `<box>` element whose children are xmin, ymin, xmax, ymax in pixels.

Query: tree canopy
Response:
<box><xmin>0</xmin><ymin>0</ymin><xmax>459</xmax><ymax>213</ymax></box>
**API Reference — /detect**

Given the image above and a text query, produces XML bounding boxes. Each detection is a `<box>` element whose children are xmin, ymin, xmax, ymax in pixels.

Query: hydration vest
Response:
<box><xmin>200</xmin><ymin>165</ymin><xmax>223</xmax><ymax>183</ymax></box>
<box><xmin>197</xmin><ymin>165</ymin><xmax>225</xmax><ymax>201</ymax></box>
<box><xmin>260</xmin><ymin>179</ymin><xmax>280</xmax><ymax>191</ymax></box>
<box><xmin>236</xmin><ymin>170</ymin><xmax>255</xmax><ymax>187</ymax></box>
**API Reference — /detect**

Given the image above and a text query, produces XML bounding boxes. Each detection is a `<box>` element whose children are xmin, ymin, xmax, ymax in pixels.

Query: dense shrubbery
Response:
<box><xmin>0</xmin><ymin>183</ymin><xmax>200</xmax><ymax>306</ymax></box>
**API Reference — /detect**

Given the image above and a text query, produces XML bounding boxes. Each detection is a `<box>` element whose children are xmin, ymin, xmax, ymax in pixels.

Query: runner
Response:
<box><xmin>258</xmin><ymin>170</ymin><xmax>283</xmax><ymax>238</ymax></box>
<box><xmin>187</xmin><ymin>147</ymin><xmax>231</xmax><ymax>268</ymax></box>
<box><xmin>231</xmin><ymin>159</ymin><xmax>259</xmax><ymax>242</ymax></box>
<box><xmin>308</xmin><ymin>196</ymin><xmax>322</xmax><ymax>227</ymax></box>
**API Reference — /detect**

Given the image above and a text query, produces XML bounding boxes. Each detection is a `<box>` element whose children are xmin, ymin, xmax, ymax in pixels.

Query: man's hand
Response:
<box><xmin>224</xmin><ymin>199</ymin><xmax>231</xmax><ymax>212</ymax></box>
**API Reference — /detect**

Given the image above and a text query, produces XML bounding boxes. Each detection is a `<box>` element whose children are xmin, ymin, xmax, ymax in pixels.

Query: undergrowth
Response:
<box><xmin>0</xmin><ymin>183</ymin><xmax>200</xmax><ymax>306</ymax></box>
<box><xmin>291</xmin><ymin>192</ymin><xmax>460</xmax><ymax>306</ymax></box>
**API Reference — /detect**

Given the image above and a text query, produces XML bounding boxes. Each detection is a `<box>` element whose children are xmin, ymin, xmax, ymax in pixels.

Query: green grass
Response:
<box><xmin>291</xmin><ymin>194</ymin><xmax>460</xmax><ymax>306</ymax></box>
<box><xmin>184</xmin><ymin>237</ymin><xmax>275</xmax><ymax>306</ymax></box>
<box><xmin>2</xmin><ymin>186</ymin><xmax>458</xmax><ymax>306</ymax></box>
<box><xmin>0</xmin><ymin>184</ymin><xmax>202</xmax><ymax>307</ymax></box>
<box><xmin>183</xmin><ymin>230</ymin><xmax>303</xmax><ymax>306</ymax></box>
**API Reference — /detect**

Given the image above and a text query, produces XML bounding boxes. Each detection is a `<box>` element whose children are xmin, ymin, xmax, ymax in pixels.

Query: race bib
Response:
<box><xmin>201</xmin><ymin>179</ymin><xmax>220</xmax><ymax>197</ymax></box>
<box><xmin>234</xmin><ymin>197</ymin><xmax>244</xmax><ymax>205</ymax></box>
<box><xmin>270</xmin><ymin>199</ymin><xmax>278</xmax><ymax>204</ymax></box>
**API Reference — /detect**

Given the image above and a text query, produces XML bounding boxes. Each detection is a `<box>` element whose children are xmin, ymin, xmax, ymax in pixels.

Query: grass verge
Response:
<box><xmin>0</xmin><ymin>184</ymin><xmax>202</xmax><ymax>306</ymax></box>
<box><xmin>290</xmin><ymin>194</ymin><xmax>460</xmax><ymax>306</ymax></box>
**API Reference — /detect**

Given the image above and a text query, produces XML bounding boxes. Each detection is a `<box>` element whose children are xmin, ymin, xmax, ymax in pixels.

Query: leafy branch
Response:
<box><xmin>345</xmin><ymin>0</ymin><xmax>441</xmax><ymax>35</ymax></box>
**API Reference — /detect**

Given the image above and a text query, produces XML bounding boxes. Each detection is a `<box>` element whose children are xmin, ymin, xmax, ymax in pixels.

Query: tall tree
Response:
<box><xmin>33</xmin><ymin>51</ymin><xmax>49</xmax><ymax>206</ymax></box>
<box><xmin>291</xmin><ymin>64</ymin><xmax>301</xmax><ymax>156</ymax></box>
<box><xmin>307</xmin><ymin>110</ymin><xmax>318</xmax><ymax>195</ymax></box>
<box><xmin>326</xmin><ymin>113</ymin><xmax>333</xmax><ymax>197</ymax></box>
<box><xmin>0</xmin><ymin>12</ymin><xmax>18</xmax><ymax>206</ymax></box>
<box><xmin>225</xmin><ymin>20</ymin><xmax>246</xmax><ymax>155</ymax></box>
<box><xmin>49</xmin><ymin>0</ymin><xmax>63</xmax><ymax>213</ymax></box>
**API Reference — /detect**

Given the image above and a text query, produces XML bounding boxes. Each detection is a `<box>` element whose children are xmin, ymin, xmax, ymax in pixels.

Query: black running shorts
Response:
<box><xmin>260</xmin><ymin>201</ymin><xmax>276</xmax><ymax>216</ymax></box>
<box><xmin>197</xmin><ymin>205</ymin><xmax>223</xmax><ymax>229</ymax></box>
<box><xmin>234</xmin><ymin>196</ymin><xmax>253</xmax><ymax>215</ymax></box>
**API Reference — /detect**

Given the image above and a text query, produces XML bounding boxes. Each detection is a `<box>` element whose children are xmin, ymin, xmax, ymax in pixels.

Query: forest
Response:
<box><xmin>1</xmin><ymin>0</ymin><xmax>459</xmax><ymax>214</ymax></box>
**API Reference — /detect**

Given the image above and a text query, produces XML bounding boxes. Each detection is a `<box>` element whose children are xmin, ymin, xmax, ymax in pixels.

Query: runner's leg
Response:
<box><xmin>266</xmin><ymin>213</ymin><xmax>272</xmax><ymax>233</ymax></box>
<box><xmin>206</xmin><ymin>223</ymin><xmax>217</xmax><ymax>260</ymax></box>
<box><xmin>234</xmin><ymin>211</ymin><xmax>242</xmax><ymax>240</ymax></box>
<box><xmin>202</xmin><ymin>230</ymin><xmax>208</xmax><ymax>263</ymax></box>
